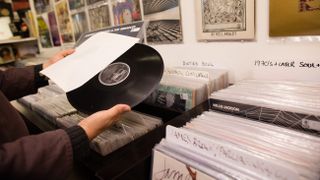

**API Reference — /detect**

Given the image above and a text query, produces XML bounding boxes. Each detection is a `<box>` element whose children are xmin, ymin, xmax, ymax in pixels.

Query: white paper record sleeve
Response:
<box><xmin>40</xmin><ymin>32</ymin><xmax>139</xmax><ymax>92</ymax></box>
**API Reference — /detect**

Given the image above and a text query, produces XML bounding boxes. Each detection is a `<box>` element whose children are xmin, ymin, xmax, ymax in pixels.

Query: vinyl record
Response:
<box><xmin>66</xmin><ymin>43</ymin><xmax>164</xmax><ymax>114</ymax></box>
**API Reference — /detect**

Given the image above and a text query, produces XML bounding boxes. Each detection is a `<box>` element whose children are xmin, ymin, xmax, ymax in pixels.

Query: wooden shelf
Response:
<box><xmin>0</xmin><ymin>37</ymin><xmax>37</xmax><ymax>45</ymax></box>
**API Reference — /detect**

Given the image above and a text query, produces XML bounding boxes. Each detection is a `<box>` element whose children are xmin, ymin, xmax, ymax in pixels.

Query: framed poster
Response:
<box><xmin>195</xmin><ymin>0</ymin><xmax>255</xmax><ymax>41</ymax></box>
<box><xmin>143</xmin><ymin>0</ymin><xmax>183</xmax><ymax>44</ymax></box>
<box><xmin>270</xmin><ymin>0</ymin><xmax>320</xmax><ymax>37</ymax></box>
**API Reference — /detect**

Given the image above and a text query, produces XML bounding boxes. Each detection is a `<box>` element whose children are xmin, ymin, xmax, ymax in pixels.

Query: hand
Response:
<box><xmin>42</xmin><ymin>49</ymin><xmax>75</xmax><ymax>69</ymax></box>
<box><xmin>78</xmin><ymin>104</ymin><xmax>131</xmax><ymax>140</ymax></box>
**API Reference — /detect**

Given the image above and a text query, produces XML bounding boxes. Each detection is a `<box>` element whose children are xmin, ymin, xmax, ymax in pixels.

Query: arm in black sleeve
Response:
<box><xmin>0</xmin><ymin>64</ymin><xmax>48</xmax><ymax>100</ymax></box>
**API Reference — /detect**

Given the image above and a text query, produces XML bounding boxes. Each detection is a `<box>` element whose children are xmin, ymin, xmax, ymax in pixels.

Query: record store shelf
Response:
<box><xmin>12</xmin><ymin>100</ymin><xmax>210</xmax><ymax>180</ymax></box>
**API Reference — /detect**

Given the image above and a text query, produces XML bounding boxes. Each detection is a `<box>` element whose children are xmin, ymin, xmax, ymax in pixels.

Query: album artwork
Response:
<box><xmin>72</xmin><ymin>11</ymin><xmax>89</xmax><ymax>41</ymax></box>
<box><xmin>111</xmin><ymin>0</ymin><xmax>142</xmax><ymax>26</ymax></box>
<box><xmin>86</xmin><ymin>0</ymin><xmax>103</xmax><ymax>5</ymax></box>
<box><xmin>143</xmin><ymin>0</ymin><xmax>183</xmax><ymax>44</ymax></box>
<box><xmin>88</xmin><ymin>3</ymin><xmax>111</xmax><ymax>31</ymax></box>
<box><xmin>48</xmin><ymin>11</ymin><xmax>61</xmax><ymax>46</ymax></box>
<box><xmin>195</xmin><ymin>0</ymin><xmax>255</xmax><ymax>41</ymax></box>
<box><xmin>37</xmin><ymin>16</ymin><xmax>53</xmax><ymax>48</ymax></box>
<box><xmin>0</xmin><ymin>45</ymin><xmax>14</xmax><ymax>64</ymax></box>
<box><xmin>75</xmin><ymin>21</ymin><xmax>145</xmax><ymax>47</ymax></box>
<box><xmin>68</xmin><ymin>0</ymin><xmax>85</xmax><ymax>10</ymax></box>
<box><xmin>34</xmin><ymin>0</ymin><xmax>51</xmax><ymax>14</ymax></box>
<box><xmin>269</xmin><ymin>0</ymin><xmax>320</xmax><ymax>37</ymax></box>
<box><xmin>55</xmin><ymin>0</ymin><xmax>74</xmax><ymax>43</ymax></box>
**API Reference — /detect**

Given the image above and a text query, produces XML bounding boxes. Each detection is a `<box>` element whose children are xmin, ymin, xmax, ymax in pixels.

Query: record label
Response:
<box><xmin>99</xmin><ymin>62</ymin><xmax>130</xmax><ymax>86</ymax></box>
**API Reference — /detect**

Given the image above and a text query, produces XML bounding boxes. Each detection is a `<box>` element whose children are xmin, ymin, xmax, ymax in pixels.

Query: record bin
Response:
<box><xmin>12</xmin><ymin>100</ymin><xmax>210</xmax><ymax>179</ymax></box>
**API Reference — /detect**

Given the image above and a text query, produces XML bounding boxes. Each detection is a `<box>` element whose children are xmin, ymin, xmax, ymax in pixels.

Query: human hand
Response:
<box><xmin>42</xmin><ymin>49</ymin><xmax>75</xmax><ymax>69</ymax></box>
<box><xmin>78</xmin><ymin>104</ymin><xmax>131</xmax><ymax>140</ymax></box>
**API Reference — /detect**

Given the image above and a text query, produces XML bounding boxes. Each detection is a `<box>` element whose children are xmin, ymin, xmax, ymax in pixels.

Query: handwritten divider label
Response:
<box><xmin>166</xmin><ymin>126</ymin><xmax>299</xmax><ymax>180</ymax></box>
<box><xmin>152</xmin><ymin>150</ymin><xmax>214</xmax><ymax>180</ymax></box>
<box><xmin>164</xmin><ymin>68</ymin><xmax>210</xmax><ymax>81</ymax></box>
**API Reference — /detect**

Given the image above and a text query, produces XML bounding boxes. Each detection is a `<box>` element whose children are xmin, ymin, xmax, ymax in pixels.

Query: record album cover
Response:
<box><xmin>72</xmin><ymin>11</ymin><xmax>89</xmax><ymax>41</ymax></box>
<box><xmin>37</xmin><ymin>16</ymin><xmax>53</xmax><ymax>48</ymax></box>
<box><xmin>34</xmin><ymin>0</ymin><xmax>51</xmax><ymax>14</ymax></box>
<box><xmin>195</xmin><ymin>0</ymin><xmax>255</xmax><ymax>41</ymax></box>
<box><xmin>143</xmin><ymin>0</ymin><xmax>183</xmax><ymax>44</ymax></box>
<box><xmin>48</xmin><ymin>11</ymin><xmax>61</xmax><ymax>46</ymax></box>
<box><xmin>111</xmin><ymin>0</ymin><xmax>142</xmax><ymax>26</ymax></box>
<box><xmin>68</xmin><ymin>0</ymin><xmax>85</xmax><ymax>10</ymax></box>
<box><xmin>88</xmin><ymin>3</ymin><xmax>111</xmax><ymax>31</ymax></box>
<box><xmin>55</xmin><ymin>0</ymin><xmax>74</xmax><ymax>43</ymax></box>
<box><xmin>0</xmin><ymin>45</ymin><xmax>14</xmax><ymax>64</ymax></box>
<box><xmin>269</xmin><ymin>0</ymin><xmax>320</xmax><ymax>37</ymax></box>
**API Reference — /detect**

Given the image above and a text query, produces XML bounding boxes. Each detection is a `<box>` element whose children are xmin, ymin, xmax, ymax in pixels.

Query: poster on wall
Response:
<box><xmin>37</xmin><ymin>16</ymin><xmax>53</xmax><ymax>48</ymax></box>
<box><xmin>111</xmin><ymin>0</ymin><xmax>142</xmax><ymax>26</ymax></box>
<box><xmin>68</xmin><ymin>0</ymin><xmax>85</xmax><ymax>10</ymax></box>
<box><xmin>195</xmin><ymin>0</ymin><xmax>255</xmax><ymax>41</ymax></box>
<box><xmin>72</xmin><ymin>11</ymin><xmax>89</xmax><ymax>41</ymax></box>
<box><xmin>88</xmin><ymin>3</ymin><xmax>111</xmax><ymax>31</ymax></box>
<box><xmin>55</xmin><ymin>0</ymin><xmax>74</xmax><ymax>43</ymax></box>
<box><xmin>269</xmin><ymin>0</ymin><xmax>320</xmax><ymax>37</ymax></box>
<box><xmin>143</xmin><ymin>0</ymin><xmax>183</xmax><ymax>44</ymax></box>
<box><xmin>48</xmin><ymin>11</ymin><xmax>61</xmax><ymax>46</ymax></box>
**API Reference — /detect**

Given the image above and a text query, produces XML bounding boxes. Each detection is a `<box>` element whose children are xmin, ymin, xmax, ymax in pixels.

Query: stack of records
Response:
<box><xmin>18</xmin><ymin>84</ymin><xmax>65</xmax><ymax>109</ymax></box>
<box><xmin>209</xmin><ymin>80</ymin><xmax>320</xmax><ymax>135</ymax></box>
<box><xmin>144</xmin><ymin>67</ymin><xmax>229</xmax><ymax>112</ymax></box>
<box><xmin>19</xmin><ymin>84</ymin><xmax>163</xmax><ymax>156</ymax></box>
<box><xmin>57</xmin><ymin>111</ymin><xmax>162</xmax><ymax>156</ymax></box>
<box><xmin>152</xmin><ymin>111</ymin><xmax>320</xmax><ymax>180</ymax></box>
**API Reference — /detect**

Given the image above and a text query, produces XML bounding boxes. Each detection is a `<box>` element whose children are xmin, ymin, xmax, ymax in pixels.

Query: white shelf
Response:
<box><xmin>0</xmin><ymin>37</ymin><xmax>37</xmax><ymax>45</ymax></box>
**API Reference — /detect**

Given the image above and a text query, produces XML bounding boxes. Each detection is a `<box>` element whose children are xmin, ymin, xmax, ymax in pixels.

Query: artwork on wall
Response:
<box><xmin>72</xmin><ymin>11</ymin><xmax>89</xmax><ymax>41</ymax></box>
<box><xmin>88</xmin><ymin>3</ymin><xmax>111</xmax><ymax>31</ymax></box>
<box><xmin>111</xmin><ymin>0</ymin><xmax>142</xmax><ymax>26</ymax></box>
<box><xmin>55</xmin><ymin>0</ymin><xmax>74</xmax><ymax>43</ymax></box>
<box><xmin>269</xmin><ymin>0</ymin><xmax>320</xmax><ymax>37</ymax></box>
<box><xmin>68</xmin><ymin>0</ymin><xmax>85</xmax><ymax>10</ymax></box>
<box><xmin>37</xmin><ymin>15</ymin><xmax>53</xmax><ymax>48</ymax></box>
<box><xmin>195</xmin><ymin>0</ymin><xmax>255</xmax><ymax>41</ymax></box>
<box><xmin>143</xmin><ymin>0</ymin><xmax>183</xmax><ymax>44</ymax></box>
<box><xmin>34</xmin><ymin>0</ymin><xmax>51</xmax><ymax>14</ymax></box>
<box><xmin>48</xmin><ymin>11</ymin><xmax>61</xmax><ymax>46</ymax></box>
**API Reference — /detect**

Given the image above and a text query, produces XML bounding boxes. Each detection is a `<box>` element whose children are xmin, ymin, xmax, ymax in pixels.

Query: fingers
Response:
<box><xmin>59</xmin><ymin>49</ymin><xmax>75</xmax><ymax>57</ymax></box>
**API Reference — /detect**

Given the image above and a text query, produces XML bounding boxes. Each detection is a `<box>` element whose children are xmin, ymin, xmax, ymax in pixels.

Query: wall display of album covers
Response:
<box><xmin>269</xmin><ymin>0</ymin><xmax>320</xmax><ymax>37</ymax></box>
<box><xmin>48</xmin><ymin>11</ymin><xmax>61</xmax><ymax>46</ymax></box>
<box><xmin>195</xmin><ymin>0</ymin><xmax>255</xmax><ymax>41</ymax></box>
<box><xmin>111</xmin><ymin>0</ymin><xmax>142</xmax><ymax>26</ymax></box>
<box><xmin>55</xmin><ymin>0</ymin><xmax>74</xmax><ymax>43</ymax></box>
<box><xmin>143</xmin><ymin>0</ymin><xmax>183</xmax><ymax>44</ymax></box>
<box><xmin>88</xmin><ymin>3</ymin><xmax>111</xmax><ymax>31</ymax></box>
<box><xmin>72</xmin><ymin>11</ymin><xmax>89</xmax><ymax>41</ymax></box>
<box><xmin>37</xmin><ymin>16</ymin><xmax>53</xmax><ymax>48</ymax></box>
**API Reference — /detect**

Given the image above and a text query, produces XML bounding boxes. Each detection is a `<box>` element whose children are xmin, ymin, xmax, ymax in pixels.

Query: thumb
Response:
<box><xmin>102</xmin><ymin>104</ymin><xmax>131</xmax><ymax>120</ymax></box>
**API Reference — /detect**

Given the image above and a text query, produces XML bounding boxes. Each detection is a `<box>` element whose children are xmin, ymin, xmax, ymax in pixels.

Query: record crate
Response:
<box><xmin>13</xmin><ymin>100</ymin><xmax>210</xmax><ymax>179</ymax></box>
<box><xmin>73</xmin><ymin>102</ymin><xmax>210</xmax><ymax>179</ymax></box>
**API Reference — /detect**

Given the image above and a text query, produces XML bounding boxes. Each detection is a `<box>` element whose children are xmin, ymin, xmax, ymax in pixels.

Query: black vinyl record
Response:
<box><xmin>66</xmin><ymin>43</ymin><xmax>164</xmax><ymax>114</ymax></box>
